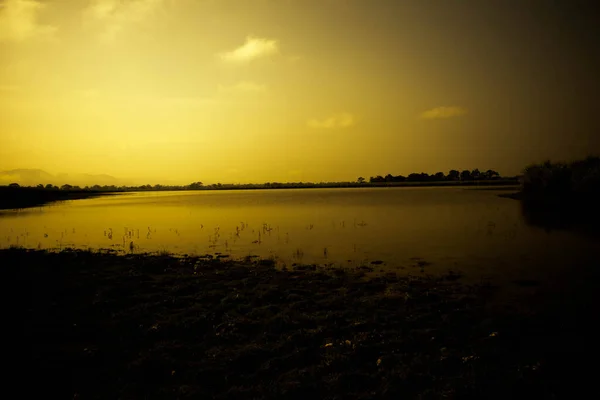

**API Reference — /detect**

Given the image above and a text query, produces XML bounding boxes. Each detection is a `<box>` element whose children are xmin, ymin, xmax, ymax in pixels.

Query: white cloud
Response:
<box><xmin>419</xmin><ymin>106</ymin><xmax>468</xmax><ymax>119</ymax></box>
<box><xmin>307</xmin><ymin>113</ymin><xmax>356</xmax><ymax>129</ymax></box>
<box><xmin>84</xmin><ymin>0</ymin><xmax>164</xmax><ymax>42</ymax></box>
<box><xmin>0</xmin><ymin>0</ymin><xmax>57</xmax><ymax>42</ymax></box>
<box><xmin>219</xmin><ymin>36</ymin><xmax>279</xmax><ymax>63</ymax></box>
<box><xmin>218</xmin><ymin>81</ymin><xmax>267</xmax><ymax>94</ymax></box>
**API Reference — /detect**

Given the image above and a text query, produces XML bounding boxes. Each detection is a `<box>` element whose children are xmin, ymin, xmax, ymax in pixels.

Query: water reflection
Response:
<box><xmin>519</xmin><ymin>196</ymin><xmax>600</xmax><ymax>238</ymax></box>
<box><xmin>0</xmin><ymin>188</ymin><xmax>598</xmax><ymax>284</ymax></box>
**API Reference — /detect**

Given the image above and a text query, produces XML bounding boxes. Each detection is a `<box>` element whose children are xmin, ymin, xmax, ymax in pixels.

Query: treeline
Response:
<box><xmin>515</xmin><ymin>155</ymin><xmax>600</xmax><ymax>234</ymax></box>
<box><xmin>3</xmin><ymin>168</ymin><xmax>515</xmax><ymax>193</ymax></box>
<box><xmin>3</xmin><ymin>176</ymin><xmax>519</xmax><ymax>193</ymax></box>
<box><xmin>366</xmin><ymin>168</ymin><xmax>501</xmax><ymax>183</ymax></box>
<box><xmin>521</xmin><ymin>155</ymin><xmax>600</xmax><ymax>198</ymax></box>
<box><xmin>4</xmin><ymin>182</ymin><xmax>369</xmax><ymax>192</ymax></box>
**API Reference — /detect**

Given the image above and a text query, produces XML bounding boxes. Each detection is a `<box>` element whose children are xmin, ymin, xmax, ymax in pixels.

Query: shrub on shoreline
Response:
<box><xmin>521</xmin><ymin>155</ymin><xmax>600</xmax><ymax>199</ymax></box>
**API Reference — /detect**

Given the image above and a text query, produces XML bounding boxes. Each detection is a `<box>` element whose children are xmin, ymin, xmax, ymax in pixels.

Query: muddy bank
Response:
<box><xmin>4</xmin><ymin>248</ymin><xmax>595</xmax><ymax>399</ymax></box>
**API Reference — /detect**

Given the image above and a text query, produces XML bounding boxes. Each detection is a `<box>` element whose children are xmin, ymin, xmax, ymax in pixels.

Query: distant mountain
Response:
<box><xmin>0</xmin><ymin>169</ymin><xmax>129</xmax><ymax>187</ymax></box>
<box><xmin>55</xmin><ymin>173</ymin><xmax>129</xmax><ymax>187</ymax></box>
<box><xmin>0</xmin><ymin>169</ymin><xmax>56</xmax><ymax>186</ymax></box>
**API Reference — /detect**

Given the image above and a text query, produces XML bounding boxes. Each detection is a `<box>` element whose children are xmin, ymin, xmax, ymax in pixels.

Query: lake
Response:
<box><xmin>1</xmin><ymin>187</ymin><xmax>598</xmax><ymax>285</ymax></box>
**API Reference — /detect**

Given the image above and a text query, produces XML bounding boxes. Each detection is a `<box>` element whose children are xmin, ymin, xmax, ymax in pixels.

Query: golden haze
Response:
<box><xmin>1</xmin><ymin>0</ymin><xmax>599</xmax><ymax>185</ymax></box>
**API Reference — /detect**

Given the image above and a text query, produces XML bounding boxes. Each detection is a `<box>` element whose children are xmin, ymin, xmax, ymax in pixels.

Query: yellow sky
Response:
<box><xmin>1</xmin><ymin>0</ymin><xmax>599</xmax><ymax>185</ymax></box>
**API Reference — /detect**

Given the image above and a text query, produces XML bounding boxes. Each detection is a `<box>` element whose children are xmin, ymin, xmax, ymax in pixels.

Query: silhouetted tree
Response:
<box><xmin>433</xmin><ymin>172</ymin><xmax>445</xmax><ymax>181</ymax></box>
<box><xmin>471</xmin><ymin>169</ymin><xmax>481</xmax><ymax>180</ymax></box>
<box><xmin>61</xmin><ymin>184</ymin><xmax>73</xmax><ymax>191</ymax></box>
<box><xmin>460</xmin><ymin>170</ymin><xmax>472</xmax><ymax>181</ymax></box>
<box><xmin>36</xmin><ymin>184</ymin><xmax>44</xmax><ymax>189</ymax></box>
<box><xmin>370</xmin><ymin>176</ymin><xmax>385</xmax><ymax>183</ymax></box>
<box><xmin>570</xmin><ymin>156</ymin><xmax>600</xmax><ymax>194</ymax></box>
<box><xmin>407</xmin><ymin>173</ymin><xmax>422</xmax><ymax>182</ymax></box>
<box><xmin>188</xmin><ymin>182</ymin><xmax>204</xmax><ymax>190</ymax></box>
<box><xmin>8</xmin><ymin>183</ymin><xmax>20</xmax><ymax>188</ymax></box>
<box><xmin>357</xmin><ymin>177</ymin><xmax>365</xmax><ymax>184</ymax></box>
<box><xmin>448</xmin><ymin>170</ymin><xmax>460</xmax><ymax>181</ymax></box>
<box><xmin>485</xmin><ymin>169</ymin><xmax>500</xmax><ymax>180</ymax></box>
<box><xmin>385</xmin><ymin>174</ymin><xmax>394</xmax><ymax>182</ymax></box>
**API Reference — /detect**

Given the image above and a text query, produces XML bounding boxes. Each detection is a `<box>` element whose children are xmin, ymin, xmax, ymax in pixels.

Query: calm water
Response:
<box><xmin>1</xmin><ymin>187</ymin><xmax>598</xmax><ymax>283</ymax></box>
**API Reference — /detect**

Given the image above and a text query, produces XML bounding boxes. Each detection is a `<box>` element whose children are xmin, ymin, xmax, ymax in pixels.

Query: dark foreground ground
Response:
<box><xmin>4</xmin><ymin>248</ymin><xmax>597</xmax><ymax>399</ymax></box>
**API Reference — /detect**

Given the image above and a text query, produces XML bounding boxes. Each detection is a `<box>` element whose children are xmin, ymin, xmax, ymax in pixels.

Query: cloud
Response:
<box><xmin>307</xmin><ymin>113</ymin><xmax>356</xmax><ymax>129</ymax></box>
<box><xmin>419</xmin><ymin>106</ymin><xmax>468</xmax><ymax>119</ymax></box>
<box><xmin>219</xmin><ymin>36</ymin><xmax>279</xmax><ymax>63</ymax></box>
<box><xmin>0</xmin><ymin>0</ymin><xmax>57</xmax><ymax>42</ymax></box>
<box><xmin>84</xmin><ymin>0</ymin><xmax>164</xmax><ymax>42</ymax></box>
<box><xmin>218</xmin><ymin>81</ymin><xmax>267</xmax><ymax>94</ymax></box>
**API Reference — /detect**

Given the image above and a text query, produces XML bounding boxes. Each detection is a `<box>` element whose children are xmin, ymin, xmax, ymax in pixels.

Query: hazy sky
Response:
<box><xmin>1</xmin><ymin>0</ymin><xmax>599</xmax><ymax>184</ymax></box>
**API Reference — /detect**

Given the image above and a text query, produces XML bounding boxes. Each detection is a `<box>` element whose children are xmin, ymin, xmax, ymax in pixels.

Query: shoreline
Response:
<box><xmin>1</xmin><ymin>182</ymin><xmax>520</xmax><ymax>211</ymax></box>
<box><xmin>6</xmin><ymin>248</ymin><xmax>593</xmax><ymax>398</ymax></box>
<box><xmin>0</xmin><ymin>187</ymin><xmax>118</xmax><ymax>210</ymax></box>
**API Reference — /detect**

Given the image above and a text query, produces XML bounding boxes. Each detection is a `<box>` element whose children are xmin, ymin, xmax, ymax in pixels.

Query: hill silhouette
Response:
<box><xmin>0</xmin><ymin>169</ymin><xmax>127</xmax><ymax>188</ymax></box>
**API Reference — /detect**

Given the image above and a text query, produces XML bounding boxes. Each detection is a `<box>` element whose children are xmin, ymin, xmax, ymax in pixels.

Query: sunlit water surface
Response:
<box><xmin>1</xmin><ymin>187</ymin><xmax>598</xmax><ymax>285</ymax></box>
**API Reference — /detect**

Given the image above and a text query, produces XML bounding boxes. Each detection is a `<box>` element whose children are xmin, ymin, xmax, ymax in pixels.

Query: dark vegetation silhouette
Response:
<box><xmin>0</xmin><ymin>169</ymin><xmax>518</xmax><ymax>209</ymax></box>
<box><xmin>520</xmin><ymin>155</ymin><xmax>600</xmax><ymax>199</ymax></box>
<box><xmin>504</xmin><ymin>155</ymin><xmax>600</xmax><ymax>236</ymax></box>
<box><xmin>1</xmin><ymin>169</ymin><xmax>514</xmax><ymax>193</ymax></box>
<box><xmin>0</xmin><ymin>186</ymin><xmax>112</xmax><ymax>210</ymax></box>
<box><xmin>1</xmin><ymin>169</ymin><xmax>518</xmax><ymax>210</ymax></box>
<box><xmin>368</xmin><ymin>169</ymin><xmax>501</xmax><ymax>183</ymax></box>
